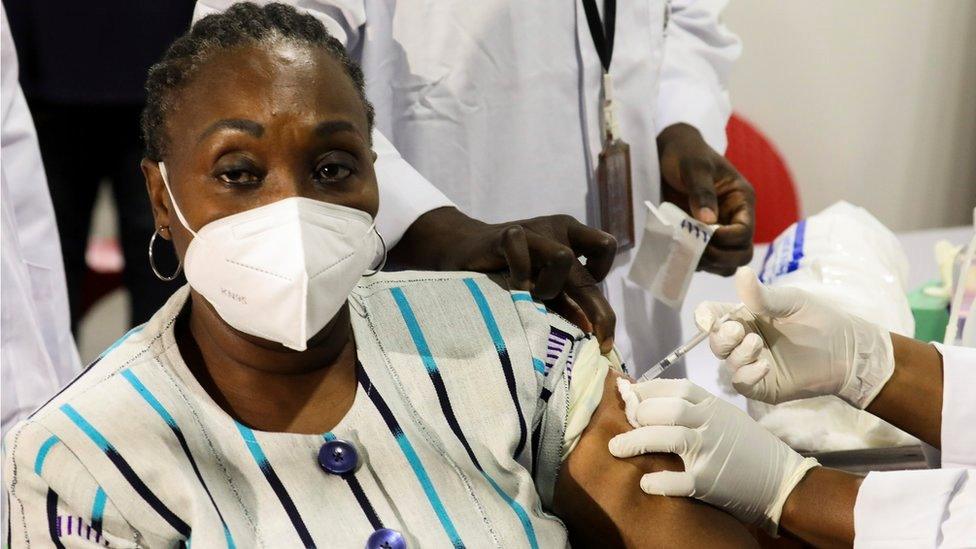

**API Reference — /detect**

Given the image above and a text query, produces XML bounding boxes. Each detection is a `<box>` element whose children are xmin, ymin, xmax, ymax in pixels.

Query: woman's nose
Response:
<box><xmin>263</xmin><ymin>170</ymin><xmax>308</xmax><ymax>201</ymax></box>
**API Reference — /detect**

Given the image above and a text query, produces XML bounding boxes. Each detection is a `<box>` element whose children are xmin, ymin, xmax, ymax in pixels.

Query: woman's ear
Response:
<box><xmin>370</xmin><ymin>149</ymin><xmax>378</xmax><ymax>163</ymax></box>
<box><xmin>141</xmin><ymin>158</ymin><xmax>172</xmax><ymax>239</ymax></box>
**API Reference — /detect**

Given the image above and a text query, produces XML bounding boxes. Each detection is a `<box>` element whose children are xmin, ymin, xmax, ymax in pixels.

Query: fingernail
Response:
<box><xmin>698</xmin><ymin>207</ymin><xmax>718</xmax><ymax>224</ymax></box>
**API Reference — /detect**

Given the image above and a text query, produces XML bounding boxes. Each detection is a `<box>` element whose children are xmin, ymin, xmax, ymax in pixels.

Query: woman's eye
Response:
<box><xmin>218</xmin><ymin>169</ymin><xmax>260</xmax><ymax>185</ymax></box>
<box><xmin>316</xmin><ymin>163</ymin><xmax>352</xmax><ymax>182</ymax></box>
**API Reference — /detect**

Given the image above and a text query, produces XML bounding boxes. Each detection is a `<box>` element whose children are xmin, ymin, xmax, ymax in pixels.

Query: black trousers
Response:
<box><xmin>29</xmin><ymin>102</ymin><xmax>182</xmax><ymax>331</ymax></box>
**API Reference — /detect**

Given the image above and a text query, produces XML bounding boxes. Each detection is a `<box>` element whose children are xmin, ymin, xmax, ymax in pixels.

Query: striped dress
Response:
<box><xmin>4</xmin><ymin>271</ymin><xmax>588</xmax><ymax>548</ymax></box>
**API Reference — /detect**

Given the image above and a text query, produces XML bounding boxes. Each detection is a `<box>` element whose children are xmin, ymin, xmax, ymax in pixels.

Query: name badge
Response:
<box><xmin>597</xmin><ymin>139</ymin><xmax>635</xmax><ymax>250</ymax></box>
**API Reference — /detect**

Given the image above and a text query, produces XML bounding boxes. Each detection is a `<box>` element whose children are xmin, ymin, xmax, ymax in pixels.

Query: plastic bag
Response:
<box><xmin>748</xmin><ymin>201</ymin><xmax>918</xmax><ymax>451</ymax></box>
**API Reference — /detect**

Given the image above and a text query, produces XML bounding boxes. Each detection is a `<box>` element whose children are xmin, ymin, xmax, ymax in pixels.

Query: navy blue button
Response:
<box><xmin>365</xmin><ymin>528</ymin><xmax>405</xmax><ymax>549</ymax></box>
<box><xmin>318</xmin><ymin>439</ymin><xmax>359</xmax><ymax>475</ymax></box>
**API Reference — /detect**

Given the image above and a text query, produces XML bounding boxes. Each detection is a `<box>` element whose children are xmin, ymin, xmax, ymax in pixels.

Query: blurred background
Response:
<box><xmin>723</xmin><ymin>0</ymin><xmax>976</xmax><ymax>231</ymax></box>
<box><xmin>5</xmin><ymin>1</ymin><xmax>975</xmax><ymax>362</ymax></box>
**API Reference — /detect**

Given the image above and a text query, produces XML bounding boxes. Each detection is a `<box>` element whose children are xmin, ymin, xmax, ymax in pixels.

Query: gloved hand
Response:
<box><xmin>609</xmin><ymin>378</ymin><xmax>819</xmax><ymax>534</ymax></box>
<box><xmin>695</xmin><ymin>266</ymin><xmax>895</xmax><ymax>409</ymax></box>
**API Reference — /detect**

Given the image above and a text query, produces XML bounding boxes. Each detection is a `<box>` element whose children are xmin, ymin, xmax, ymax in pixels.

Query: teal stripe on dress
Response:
<box><xmin>463</xmin><ymin>279</ymin><xmax>506</xmax><ymax>350</ymax></box>
<box><xmin>532</xmin><ymin>358</ymin><xmax>546</xmax><ymax>374</ymax></box>
<box><xmin>463</xmin><ymin>278</ymin><xmax>529</xmax><ymax>459</ymax></box>
<box><xmin>235</xmin><ymin>423</ymin><xmax>269</xmax><ymax>465</ymax></box>
<box><xmin>122</xmin><ymin>369</ymin><xmax>236</xmax><ymax>548</ymax></box>
<box><xmin>359</xmin><ymin>367</ymin><xmax>465</xmax><ymax>548</ymax></box>
<box><xmin>484</xmin><ymin>476</ymin><xmax>538</xmax><ymax>549</ymax></box>
<box><xmin>97</xmin><ymin>325</ymin><xmax>145</xmax><ymax>361</ymax></box>
<box><xmin>60</xmin><ymin>405</ymin><xmax>109</xmax><ymax>451</ymax></box>
<box><xmin>390</xmin><ymin>288</ymin><xmax>438</xmax><ymax>373</ymax></box>
<box><xmin>90</xmin><ymin>488</ymin><xmax>107</xmax><ymax>524</ymax></box>
<box><xmin>121</xmin><ymin>370</ymin><xmax>176</xmax><ymax>427</ymax></box>
<box><xmin>393</xmin><ymin>432</ymin><xmax>466</xmax><ymax>544</ymax></box>
<box><xmin>236</xmin><ymin>423</ymin><xmax>315</xmax><ymax>547</ymax></box>
<box><xmin>60</xmin><ymin>404</ymin><xmax>191</xmax><ymax>538</ymax></box>
<box><xmin>34</xmin><ymin>436</ymin><xmax>59</xmax><ymax>474</ymax></box>
<box><xmin>391</xmin><ymin>285</ymin><xmax>538</xmax><ymax>549</ymax></box>
<box><xmin>510</xmin><ymin>292</ymin><xmax>547</xmax><ymax>313</ymax></box>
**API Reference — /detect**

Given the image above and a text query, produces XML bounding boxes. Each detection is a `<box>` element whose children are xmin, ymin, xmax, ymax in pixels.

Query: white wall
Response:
<box><xmin>721</xmin><ymin>0</ymin><xmax>976</xmax><ymax>231</ymax></box>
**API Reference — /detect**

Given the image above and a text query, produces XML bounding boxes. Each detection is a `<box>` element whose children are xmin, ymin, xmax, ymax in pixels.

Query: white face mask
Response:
<box><xmin>158</xmin><ymin>163</ymin><xmax>379</xmax><ymax>351</ymax></box>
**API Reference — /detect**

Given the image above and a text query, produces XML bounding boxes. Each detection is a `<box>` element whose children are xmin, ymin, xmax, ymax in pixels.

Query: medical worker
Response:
<box><xmin>193</xmin><ymin>0</ymin><xmax>756</xmax><ymax>373</ymax></box>
<box><xmin>0</xmin><ymin>5</ymin><xmax>81</xmax><ymax>438</ymax></box>
<box><xmin>611</xmin><ymin>266</ymin><xmax>975</xmax><ymax>545</ymax></box>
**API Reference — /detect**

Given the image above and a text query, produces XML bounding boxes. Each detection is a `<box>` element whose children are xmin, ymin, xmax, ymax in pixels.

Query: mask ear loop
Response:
<box><xmin>363</xmin><ymin>227</ymin><xmax>387</xmax><ymax>276</ymax></box>
<box><xmin>158</xmin><ymin>162</ymin><xmax>198</xmax><ymax>238</ymax></box>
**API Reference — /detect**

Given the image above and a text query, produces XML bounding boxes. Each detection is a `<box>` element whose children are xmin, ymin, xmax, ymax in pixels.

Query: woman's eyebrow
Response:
<box><xmin>314</xmin><ymin>120</ymin><xmax>357</xmax><ymax>138</ymax></box>
<box><xmin>197</xmin><ymin>119</ymin><xmax>264</xmax><ymax>142</ymax></box>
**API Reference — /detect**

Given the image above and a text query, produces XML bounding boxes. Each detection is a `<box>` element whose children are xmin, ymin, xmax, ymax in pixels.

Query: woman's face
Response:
<box><xmin>143</xmin><ymin>41</ymin><xmax>378</xmax><ymax>262</ymax></box>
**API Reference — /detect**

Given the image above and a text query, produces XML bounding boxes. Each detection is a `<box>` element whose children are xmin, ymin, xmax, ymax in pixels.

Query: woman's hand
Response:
<box><xmin>390</xmin><ymin>207</ymin><xmax>618</xmax><ymax>352</ymax></box>
<box><xmin>658</xmin><ymin>123</ymin><xmax>755</xmax><ymax>276</ymax></box>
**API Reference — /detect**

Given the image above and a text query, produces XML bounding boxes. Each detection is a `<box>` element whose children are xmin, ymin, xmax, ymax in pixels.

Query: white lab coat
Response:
<box><xmin>193</xmin><ymin>0</ymin><xmax>741</xmax><ymax>372</ymax></box>
<box><xmin>0</xmin><ymin>5</ymin><xmax>81</xmax><ymax>439</ymax></box>
<box><xmin>853</xmin><ymin>344</ymin><xmax>976</xmax><ymax>547</ymax></box>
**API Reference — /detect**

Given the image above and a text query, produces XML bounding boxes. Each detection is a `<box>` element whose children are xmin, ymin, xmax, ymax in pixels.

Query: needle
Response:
<box><xmin>636</xmin><ymin>304</ymin><xmax>745</xmax><ymax>383</ymax></box>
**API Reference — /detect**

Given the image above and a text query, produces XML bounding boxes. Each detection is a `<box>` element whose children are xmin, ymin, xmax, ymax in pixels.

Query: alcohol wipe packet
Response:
<box><xmin>627</xmin><ymin>201</ymin><xmax>717</xmax><ymax>309</ymax></box>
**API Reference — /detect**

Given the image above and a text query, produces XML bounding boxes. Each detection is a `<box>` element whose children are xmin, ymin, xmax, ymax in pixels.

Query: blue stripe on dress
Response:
<box><xmin>359</xmin><ymin>367</ymin><xmax>465</xmax><ymax>548</ymax></box>
<box><xmin>34</xmin><ymin>435</ymin><xmax>60</xmax><ymax>474</ymax></box>
<box><xmin>30</xmin><ymin>326</ymin><xmax>147</xmax><ymax>421</ymax></box>
<box><xmin>121</xmin><ymin>370</ymin><xmax>176</xmax><ymax>426</ymax></box>
<box><xmin>532</xmin><ymin>359</ymin><xmax>546</xmax><ymax>375</ymax></box>
<box><xmin>235</xmin><ymin>423</ymin><xmax>315</xmax><ymax>548</ymax></box>
<box><xmin>510</xmin><ymin>292</ymin><xmax>547</xmax><ymax>313</ymax></box>
<box><xmin>483</xmin><ymin>476</ymin><xmax>538</xmax><ymax>549</ymax></box>
<box><xmin>60</xmin><ymin>404</ymin><xmax>190</xmax><ymax>538</ymax></box>
<box><xmin>390</xmin><ymin>287</ymin><xmax>539</xmax><ymax>549</ymax></box>
<box><xmin>96</xmin><ymin>325</ymin><xmax>145</xmax><ymax>361</ymax></box>
<box><xmin>390</xmin><ymin>288</ymin><xmax>438</xmax><ymax>374</ymax></box>
<box><xmin>121</xmin><ymin>369</ymin><xmax>236</xmax><ymax>548</ymax></box>
<box><xmin>463</xmin><ymin>278</ymin><xmax>528</xmax><ymax>459</ymax></box>
<box><xmin>392</xmin><ymin>288</ymin><xmax>481</xmax><ymax>467</ymax></box>
<box><xmin>90</xmin><ymin>487</ymin><xmax>107</xmax><ymax>535</ymax></box>
<box><xmin>59</xmin><ymin>405</ymin><xmax>110</xmax><ymax>450</ymax></box>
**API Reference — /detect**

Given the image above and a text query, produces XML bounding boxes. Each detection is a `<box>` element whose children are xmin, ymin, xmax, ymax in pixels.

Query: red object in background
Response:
<box><xmin>725</xmin><ymin>113</ymin><xmax>801</xmax><ymax>243</ymax></box>
<box><xmin>78</xmin><ymin>237</ymin><xmax>124</xmax><ymax>319</ymax></box>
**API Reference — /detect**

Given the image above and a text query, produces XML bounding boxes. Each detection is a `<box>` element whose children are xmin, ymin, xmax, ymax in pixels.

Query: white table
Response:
<box><xmin>678</xmin><ymin>225</ymin><xmax>973</xmax><ymax>410</ymax></box>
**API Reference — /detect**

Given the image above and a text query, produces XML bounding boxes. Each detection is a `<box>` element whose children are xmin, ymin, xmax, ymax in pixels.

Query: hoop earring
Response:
<box><xmin>149</xmin><ymin>227</ymin><xmax>183</xmax><ymax>281</ymax></box>
<box><xmin>363</xmin><ymin>228</ymin><xmax>387</xmax><ymax>277</ymax></box>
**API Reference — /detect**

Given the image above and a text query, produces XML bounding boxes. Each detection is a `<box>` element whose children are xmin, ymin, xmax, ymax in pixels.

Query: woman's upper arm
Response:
<box><xmin>5</xmin><ymin>421</ymin><xmax>141</xmax><ymax>547</ymax></box>
<box><xmin>552</xmin><ymin>371</ymin><xmax>757</xmax><ymax>548</ymax></box>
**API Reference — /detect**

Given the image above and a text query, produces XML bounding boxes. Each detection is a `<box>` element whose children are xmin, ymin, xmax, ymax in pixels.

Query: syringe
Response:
<box><xmin>636</xmin><ymin>304</ymin><xmax>745</xmax><ymax>383</ymax></box>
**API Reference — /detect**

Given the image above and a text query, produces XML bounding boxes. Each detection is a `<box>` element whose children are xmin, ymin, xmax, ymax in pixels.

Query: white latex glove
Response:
<box><xmin>695</xmin><ymin>266</ymin><xmax>895</xmax><ymax>409</ymax></box>
<box><xmin>610</xmin><ymin>378</ymin><xmax>819</xmax><ymax>534</ymax></box>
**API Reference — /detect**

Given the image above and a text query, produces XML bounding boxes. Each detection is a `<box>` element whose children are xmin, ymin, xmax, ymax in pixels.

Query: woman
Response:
<box><xmin>3</xmin><ymin>4</ymin><xmax>758</xmax><ymax>547</ymax></box>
